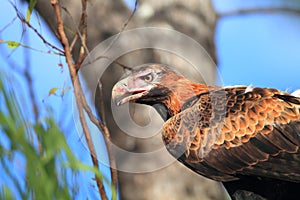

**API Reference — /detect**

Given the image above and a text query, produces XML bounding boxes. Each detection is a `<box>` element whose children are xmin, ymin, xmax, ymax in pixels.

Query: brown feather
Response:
<box><xmin>162</xmin><ymin>86</ymin><xmax>300</xmax><ymax>182</ymax></box>
<box><xmin>112</xmin><ymin>64</ymin><xmax>300</xmax><ymax>186</ymax></box>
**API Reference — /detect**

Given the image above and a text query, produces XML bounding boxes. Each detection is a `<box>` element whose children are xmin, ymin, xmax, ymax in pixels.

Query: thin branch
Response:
<box><xmin>75</xmin><ymin>0</ymin><xmax>88</xmax><ymax>71</ymax></box>
<box><xmin>69</xmin><ymin>34</ymin><xmax>79</xmax><ymax>52</ymax></box>
<box><xmin>77</xmin><ymin>0</ymin><xmax>118</xmax><ymax>195</ymax></box>
<box><xmin>23</xmin><ymin>33</ymin><xmax>42</xmax><ymax>154</ymax></box>
<box><xmin>74</xmin><ymin>73</ymin><xmax>119</xmax><ymax>190</ymax></box>
<box><xmin>81</xmin><ymin>55</ymin><xmax>133</xmax><ymax>71</ymax></box>
<box><xmin>218</xmin><ymin>7</ymin><xmax>300</xmax><ymax>18</ymax></box>
<box><xmin>60</xmin><ymin>6</ymin><xmax>80</xmax><ymax>51</ymax></box>
<box><xmin>24</xmin><ymin>70</ymin><xmax>38</xmax><ymax>121</ymax></box>
<box><xmin>97</xmin><ymin>93</ymin><xmax>118</xmax><ymax>189</ymax></box>
<box><xmin>90</xmin><ymin>1</ymin><xmax>141</xmax><ymax>189</ymax></box>
<box><xmin>121</xmin><ymin>0</ymin><xmax>139</xmax><ymax>31</ymax></box>
<box><xmin>23</xmin><ymin>35</ymin><xmax>38</xmax><ymax>123</ymax></box>
<box><xmin>52</xmin><ymin>0</ymin><xmax>139</xmax><ymax>197</ymax></box>
<box><xmin>99</xmin><ymin>0</ymin><xmax>139</xmax><ymax>59</ymax></box>
<box><xmin>97</xmin><ymin>83</ymin><xmax>107</xmax><ymax>125</ymax></box>
<box><xmin>50</xmin><ymin>1</ymin><xmax>108</xmax><ymax>199</ymax></box>
<box><xmin>10</xmin><ymin>2</ymin><xmax>64</xmax><ymax>55</ymax></box>
<box><xmin>0</xmin><ymin>16</ymin><xmax>17</xmax><ymax>33</ymax></box>
<box><xmin>60</xmin><ymin>4</ymin><xmax>90</xmax><ymax>70</ymax></box>
<box><xmin>78</xmin><ymin>79</ymin><xmax>118</xmax><ymax>189</ymax></box>
<box><xmin>74</xmin><ymin>80</ymin><xmax>108</xmax><ymax>200</ymax></box>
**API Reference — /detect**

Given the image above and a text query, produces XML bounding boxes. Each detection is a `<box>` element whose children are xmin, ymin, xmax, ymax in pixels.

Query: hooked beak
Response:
<box><xmin>112</xmin><ymin>78</ymin><xmax>150</xmax><ymax>106</ymax></box>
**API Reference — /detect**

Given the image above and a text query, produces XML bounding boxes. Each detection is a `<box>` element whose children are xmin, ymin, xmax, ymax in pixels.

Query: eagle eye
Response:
<box><xmin>142</xmin><ymin>73</ymin><xmax>153</xmax><ymax>82</ymax></box>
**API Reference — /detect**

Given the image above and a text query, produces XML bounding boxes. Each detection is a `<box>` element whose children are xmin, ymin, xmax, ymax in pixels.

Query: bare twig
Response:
<box><xmin>97</xmin><ymin>83</ymin><xmax>107</xmax><ymax>125</ymax></box>
<box><xmin>72</xmin><ymin>68</ymin><xmax>118</xmax><ymax>187</ymax></box>
<box><xmin>78</xmin><ymin>78</ymin><xmax>118</xmax><ymax>188</ymax></box>
<box><xmin>98</xmin><ymin>104</ymin><xmax>119</xmax><ymax>189</ymax></box>
<box><xmin>69</xmin><ymin>34</ymin><xmax>79</xmax><ymax>52</ymax></box>
<box><xmin>0</xmin><ymin>16</ymin><xmax>17</xmax><ymax>33</ymax></box>
<box><xmin>81</xmin><ymin>55</ymin><xmax>133</xmax><ymax>71</ymax></box>
<box><xmin>113</xmin><ymin>60</ymin><xmax>133</xmax><ymax>71</ymax></box>
<box><xmin>22</xmin><ymin>34</ymin><xmax>42</xmax><ymax>153</ymax></box>
<box><xmin>24</xmin><ymin>69</ymin><xmax>38</xmax><ymax>121</ymax></box>
<box><xmin>60</xmin><ymin>5</ymin><xmax>90</xmax><ymax>67</ymax></box>
<box><xmin>74</xmin><ymin>81</ymin><xmax>108</xmax><ymax>200</ymax></box>
<box><xmin>218</xmin><ymin>7</ymin><xmax>300</xmax><ymax>18</ymax></box>
<box><xmin>89</xmin><ymin>1</ymin><xmax>141</xmax><ymax>189</ymax></box>
<box><xmin>23</xmin><ymin>35</ymin><xmax>39</xmax><ymax>123</ymax></box>
<box><xmin>121</xmin><ymin>0</ymin><xmax>139</xmax><ymax>31</ymax></box>
<box><xmin>52</xmin><ymin>0</ymin><xmax>139</xmax><ymax>198</ymax></box>
<box><xmin>75</xmin><ymin>0</ymin><xmax>88</xmax><ymax>71</ymax></box>
<box><xmin>60</xmin><ymin>6</ymin><xmax>80</xmax><ymax>51</ymax></box>
<box><xmin>10</xmin><ymin>2</ymin><xmax>64</xmax><ymax>55</ymax></box>
<box><xmin>61</xmin><ymin>1</ymin><xmax>92</xmax><ymax>68</ymax></box>
<box><xmin>50</xmin><ymin>1</ymin><xmax>108</xmax><ymax>199</ymax></box>
<box><xmin>77</xmin><ymin>0</ymin><xmax>118</xmax><ymax>195</ymax></box>
<box><xmin>100</xmin><ymin>0</ymin><xmax>139</xmax><ymax>59</ymax></box>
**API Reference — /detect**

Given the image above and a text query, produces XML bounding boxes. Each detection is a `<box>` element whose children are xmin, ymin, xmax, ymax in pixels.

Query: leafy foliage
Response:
<box><xmin>0</xmin><ymin>73</ymin><xmax>110</xmax><ymax>199</ymax></box>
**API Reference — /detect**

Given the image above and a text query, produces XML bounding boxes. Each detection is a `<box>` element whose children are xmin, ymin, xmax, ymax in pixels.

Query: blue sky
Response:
<box><xmin>0</xmin><ymin>1</ymin><xmax>111</xmax><ymax>199</ymax></box>
<box><xmin>1</xmin><ymin>0</ymin><xmax>300</xmax><ymax>199</ymax></box>
<box><xmin>214</xmin><ymin>0</ymin><xmax>300</xmax><ymax>91</ymax></box>
<box><xmin>125</xmin><ymin>0</ymin><xmax>300</xmax><ymax>91</ymax></box>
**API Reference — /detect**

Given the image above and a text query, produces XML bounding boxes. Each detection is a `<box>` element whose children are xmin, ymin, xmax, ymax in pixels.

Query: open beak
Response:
<box><xmin>112</xmin><ymin>78</ymin><xmax>150</xmax><ymax>106</ymax></box>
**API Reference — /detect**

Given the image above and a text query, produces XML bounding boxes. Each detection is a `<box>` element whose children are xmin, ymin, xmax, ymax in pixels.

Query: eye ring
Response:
<box><xmin>142</xmin><ymin>74</ymin><xmax>153</xmax><ymax>82</ymax></box>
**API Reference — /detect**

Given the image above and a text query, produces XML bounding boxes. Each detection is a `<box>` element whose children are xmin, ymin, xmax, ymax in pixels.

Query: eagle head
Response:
<box><xmin>112</xmin><ymin>64</ymin><xmax>184</xmax><ymax>101</ymax></box>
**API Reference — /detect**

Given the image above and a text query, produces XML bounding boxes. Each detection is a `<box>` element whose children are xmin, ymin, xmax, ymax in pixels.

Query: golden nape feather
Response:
<box><xmin>112</xmin><ymin>64</ymin><xmax>300</xmax><ymax>199</ymax></box>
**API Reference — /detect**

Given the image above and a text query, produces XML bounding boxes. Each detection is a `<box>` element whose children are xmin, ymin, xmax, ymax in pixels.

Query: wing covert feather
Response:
<box><xmin>162</xmin><ymin>87</ymin><xmax>300</xmax><ymax>182</ymax></box>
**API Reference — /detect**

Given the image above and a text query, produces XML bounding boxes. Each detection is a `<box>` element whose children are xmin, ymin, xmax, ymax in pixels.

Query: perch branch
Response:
<box><xmin>50</xmin><ymin>0</ymin><xmax>108</xmax><ymax>199</ymax></box>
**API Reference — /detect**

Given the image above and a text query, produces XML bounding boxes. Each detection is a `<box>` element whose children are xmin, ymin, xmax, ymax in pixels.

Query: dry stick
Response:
<box><xmin>69</xmin><ymin>34</ymin><xmax>79</xmax><ymax>52</ymax></box>
<box><xmin>76</xmin><ymin>78</ymin><xmax>119</xmax><ymax>189</ymax></box>
<box><xmin>121</xmin><ymin>0</ymin><xmax>138</xmax><ymax>31</ymax></box>
<box><xmin>78</xmin><ymin>0</ymin><xmax>118</xmax><ymax>194</ymax></box>
<box><xmin>50</xmin><ymin>1</ymin><xmax>108</xmax><ymax>200</ymax></box>
<box><xmin>24</xmin><ymin>65</ymin><xmax>43</xmax><ymax>154</ymax></box>
<box><xmin>71</xmin><ymin>52</ymin><xmax>119</xmax><ymax>189</ymax></box>
<box><xmin>61</xmin><ymin>0</ymin><xmax>118</xmax><ymax>194</ymax></box>
<box><xmin>75</xmin><ymin>0</ymin><xmax>88</xmax><ymax>71</ymax></box>
<box><xmin>218</xmin><ymin>7</ymin><xmax>300</xmax><ymax>18</ymax></box>
<box><xmin>11</xmin><ymin>3</ymin><xmax>64</xmax><ymax>55</ymax></box>
<box><xmin>60</xmin><ymin>5</ymin><xmax>89</xmax><ymax>67</ymax></box>
<box><xmin>11</xmin><ymin>8</ymin><xmax>43</xmax><ymax>153</ymax></box>
<box><xmin>74</xmin><ymin>72</ymin><xmax>119</xmax><ymax>188</ymax></box>
<box><xmin>80</xmin><ymin>81</ymin><xmax>118</xmax><ymax>189</ymax></box>
<box><xmin>61</xmin><ymin>6</ymin><xmax>79</xmax><ymax>52</ymax></box>
<box><xmin>74</xmin><ymin>80</ymin><xmax>108</xmax><ymax>200</ymax></box>
<box><xmin>98</xmin><ymin>0</ymin><xmax>139</xmax><ymax>61</ymax></box>
<box><xmin>23</xmin><ymin>35</ymin><xmax>39</xmax><ymax>123</ymax></box>
<box><xmin>79</xmin><ymin>56</ymin><xmax>132</xmax><ymax>190</ymax></box>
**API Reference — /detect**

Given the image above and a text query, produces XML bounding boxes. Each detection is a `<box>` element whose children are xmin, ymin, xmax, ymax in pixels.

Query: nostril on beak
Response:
<box><xmin>121</xmin><ymin>82</ymin><xmax>129</xmax><ymax>90</ymax></box>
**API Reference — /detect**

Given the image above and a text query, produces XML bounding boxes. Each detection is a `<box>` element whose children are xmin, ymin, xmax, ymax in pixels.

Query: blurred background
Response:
<box><xmin>1</xmin><ymin>0</ymin><xmax>300</xmax><ymax>199</ymax></box>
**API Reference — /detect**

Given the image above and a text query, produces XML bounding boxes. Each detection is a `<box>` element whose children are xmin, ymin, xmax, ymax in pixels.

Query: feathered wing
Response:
<box><xmin>162</xmin><ymin>87</ymin><xmax>300</xmax><ymax>182</ymax></box>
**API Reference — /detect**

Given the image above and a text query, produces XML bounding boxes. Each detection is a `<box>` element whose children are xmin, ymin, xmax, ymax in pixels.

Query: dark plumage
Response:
<box><xmin>112</xmin><ymin>64</ymin><xmax>300</xmax><ymax>200</ymax></box>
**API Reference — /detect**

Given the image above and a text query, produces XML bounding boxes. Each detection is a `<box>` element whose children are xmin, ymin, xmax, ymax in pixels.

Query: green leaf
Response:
<box><xmin>0</xmin><ymin>73</ymin><xmax>116</xmax><ymax>199</ymax></box>
<box><xmin>1</xmin><ymin>185</ymin><xmax>14</xmax><ymax>200</ymax></box>
<box><xmin>48</xmin><ymin>87</ymin><xmax>58</xmax><ymax>96</ymax></box>
<box><xmin>26</xmin><ymin>0</ymin><xmax>37</xmax><ymax>22</ymax></box>
<box><xmin>7</xmin><ymin>41</ymin><xmax>20</xmax><ymax>49</ymax></box>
